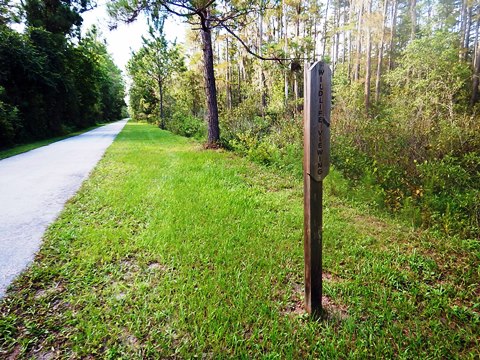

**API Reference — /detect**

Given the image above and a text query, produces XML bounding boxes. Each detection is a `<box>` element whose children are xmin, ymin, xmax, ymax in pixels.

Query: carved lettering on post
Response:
<box><xmin>307</xmin><ymin>62</ymin><xmax>331</xmax><ymax>182</ymax></box>
<box><xmin>303</xmin><ymin>61</ymin><xmax>331</xmax><ymax>317</ymax></box>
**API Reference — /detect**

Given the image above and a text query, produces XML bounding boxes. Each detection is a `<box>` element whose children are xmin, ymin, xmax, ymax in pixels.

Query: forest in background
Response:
<box><xmin>0</xmin><ymin>0</ymin><xmax>126</xmax><ymax>148</ymax></box>
<box><xmin>125</xmin><ymin>0</ymin><xmax>479</xmax><ymax>239</ymax></box>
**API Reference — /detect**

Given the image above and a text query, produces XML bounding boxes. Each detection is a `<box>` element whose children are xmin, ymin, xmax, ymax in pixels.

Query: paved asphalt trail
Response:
<box><xmin>0</xmin><ymin>119</ymin><xmax>128</xmax><ymax>298</ymax></box>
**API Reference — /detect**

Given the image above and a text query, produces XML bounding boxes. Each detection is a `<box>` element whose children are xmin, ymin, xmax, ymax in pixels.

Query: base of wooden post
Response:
<box><xmin>304</xmin><ymin>176</ymin><xmax>323</xmax><ymax>316</ymax></box>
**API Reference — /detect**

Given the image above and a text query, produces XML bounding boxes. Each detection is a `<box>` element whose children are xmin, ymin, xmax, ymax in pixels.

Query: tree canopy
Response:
<box><xmin>0</xmin><ymin>0</ymin><xmax>126</xmax><ymax>148</ymax></box>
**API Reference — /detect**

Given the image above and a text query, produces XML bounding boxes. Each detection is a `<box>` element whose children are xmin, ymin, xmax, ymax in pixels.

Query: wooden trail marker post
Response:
<box><xmin>303</xmin><ymin>61</ymin><xmax>331</xmax><ymax>316</ymax></box>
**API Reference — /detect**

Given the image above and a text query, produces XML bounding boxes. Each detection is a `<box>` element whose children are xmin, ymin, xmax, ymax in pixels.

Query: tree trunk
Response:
<box><xmin>294</xmin><ymin>2</ymin><xmax>301</xmax><ymax>113</ymax></box>
<box><xmin>238</xmin><ymin>64</ymin><xmax>241</xmax><ymax>104</ymax></box>
<box><xmin>261</xmin><ymin>71</ymin><xmax>267</xmax><ymax>111</ymax></box>
<box><xmin>460</xmin><ymin>0</ymin><xmax>466</xmax><ymax>60</ymax></box>
<box><xmin>284</xmin><ymin>73</ymin><xmax>289</xmax><ymax>108</ymax></box>
<box><xmin>159</xmin><ymin>80</ymin><xmax>164</xmax><ymax>129</ymax></box>
<box><xmin>364</xmin><ymin>1</ymin><xmax>372</xmax><ymax>114</ymax></box>
<box><xmin>216</xmin><ymin>34</ymin><xmax>220</xmax><ymax>64</ymax></box>
<box><xmin>296</xmin><ymin>1</ymin><xmax>301</xmax><ymax>41</ymax></box>
<box><xmin>333</xmin><ymin>2</ymin><xmax>340</xmax><ymax>75</ymax></box>
<box><xmin>278</xmin><ymin>11</ymin><xmax>282</xmax><ymax>43</ymax></box>
<box><xmin>343</xmin><ymin>4</ymin><xmax>348</xmax><ymax>64</ymax></box>
<box><xmin>375</xmin><ymin>0</ymin><xmax>388</xmax><ymax>102</ymax></box>
<box><xmin>322</xmin><ymin>0</ymin><xmax>330</xmax><ymax>58</ymax></box>
<box><xmin>475</xmin><ymin>18</ymin><xmax>480</xmax><ymax>69</ymax></box>
<box><xmin>388</xmin><ymin>0</ymin><xmax>398</xmax><ymax>70</ymax></box>
<box><xmin>470</xmin><ymin>19</ymin><xmax>480</xmax><ymax>107</ymax></box>
<box><xmin>306</xmin><ymin>7</ymin><xmax>312</xmax><ymax>60</ymax></box>
<box><xmin>330</xmin><ymin>2</ymin><xmax>336</xmax><ymax>68</ymax></box>
<box><xmin>466</xmin><ymin>5</ymin><xmax>473</xmax><ymax>48</ymax></box>
<box><xmin>464</xmin><ymin>4</ymin><xmax>472</xmax><ymax>61</ymax></box>
<box><xmin>259</xmin><ymin>8</ymin><xmax>266</xmax><ymax>115</ymax></box>
<box><xmin>426</xmin><ymin>0</ymin><xmax>432</xmax><ymax>20</ymax></box>
<box><xmin>200</xmin><ymin>11</ymin><xmax>220</xmax><ymax>146</ymax></box>
<box><xmin>354</xmin><ymin>3</ymin><xmax>363</xmax><ymax>81</ymax></box>
<box><xmin>313</xmin><ymin>13</ymin><xmax>317</xmax><ymax>60</ymax></box>
<box><xmin>347</xmin><ymin>0</ymin><xmax>354</xmax><ymax>81</ymax></box>
<box><xmin>410</xmin><ymin>0</ymin><xmax>416</xmax><ymax>41</ymax></box>
<box><xmin>226</xmin><ymin>36</ymin><xmax>232</xmax><ymax>110</ymax></box>
<box><xmin>283</xmin><ymin>0</ymin><xmax>289</xmax><ymax>107</ymax></box>
<box><xmin>471</xmin><ymin>45</ymin><xmax>480</xmax><ymax>107</ymax></box>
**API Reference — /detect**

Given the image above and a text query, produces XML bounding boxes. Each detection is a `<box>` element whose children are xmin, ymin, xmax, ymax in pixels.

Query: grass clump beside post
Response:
<box><xmin>0</xmin><ymin>122</ymin><xmax>479</xmax><ymax>358</ymax></box>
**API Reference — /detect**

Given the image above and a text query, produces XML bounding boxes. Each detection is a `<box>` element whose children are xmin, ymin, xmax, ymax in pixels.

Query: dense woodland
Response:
<box><xmin>0</xmin><ymin>0</ymin><xmax>477</xmax><ymax>238</ymax></box>
<box><xmin>0</xmin><ymin>0</ymin><xmax>126</xmax><ymax>148</ymax></box>
<box><xmin>120</xmin><ymin>0</ymin><xmax>479</xmax><ymax>238</ymax></box>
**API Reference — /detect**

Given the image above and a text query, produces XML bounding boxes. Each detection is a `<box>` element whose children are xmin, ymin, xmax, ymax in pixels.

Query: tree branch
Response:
<box><xmin>162</xmin><ymin>0</ymin><xmax>198</xmax><ymax>17</ymax></box>
<box><xmin>221</xmin><ymin>24</ymin><xmax>289</xmax><ymax>64</ymax></box>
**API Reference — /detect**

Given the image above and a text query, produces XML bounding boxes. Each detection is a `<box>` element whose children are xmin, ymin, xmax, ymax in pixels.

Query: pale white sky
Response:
<box><xmin>81</xmin><ymin>4</ymin><xmax>186</xmax><ymax>73</ymax></box>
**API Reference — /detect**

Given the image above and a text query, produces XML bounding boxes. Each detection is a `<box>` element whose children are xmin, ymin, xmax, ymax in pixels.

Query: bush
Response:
<box><xmin>225</xmin><ymin>113</ymin><xmax>304</xmax><ymax>176</ymax></box>
<box><xmin>416</xmin><ymin>153</ymin><xmax>480</xmax><ymax>237</ymax></box>
<box><xmin>330</xmin><ymin>119</ymin><xmax>480</xmax><ymax>237</ymax></box>
<box><xmin>0</xmin><ymin>97</ymin><xmax>20</xmax><ymax>148</ymax></box>
<box><xmin>326</xmin><ymin>32</ymin><xmax>480</xmax><ymax>238</ymax></box>
<box><xmin>166</xmin><ymin>112</ymin><xmax>206</xmax><ymax>140</ymax></box>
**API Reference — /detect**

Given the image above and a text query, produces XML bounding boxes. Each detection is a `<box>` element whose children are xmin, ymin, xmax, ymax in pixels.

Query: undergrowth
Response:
<box><xmin>0</xmin><ymin>122</ymin><xmax>478</xmax><ymax>358</ymax></box>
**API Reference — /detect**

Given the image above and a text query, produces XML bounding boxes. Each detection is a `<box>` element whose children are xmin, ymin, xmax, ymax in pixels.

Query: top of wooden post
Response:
<box><xmin>304</xmin><ymin>61</ymin><xmax>332</xmax><ymax>182</ymax></box>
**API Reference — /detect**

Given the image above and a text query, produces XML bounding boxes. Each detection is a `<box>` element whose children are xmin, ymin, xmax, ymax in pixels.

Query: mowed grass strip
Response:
<box><xmin>0</xmin><ymin>122</ymin><xmax>479</xmax><ymax>359</ymax></box>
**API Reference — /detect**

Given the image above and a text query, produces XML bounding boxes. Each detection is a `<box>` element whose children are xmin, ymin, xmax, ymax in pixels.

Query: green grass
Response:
<box><xmin>1</xmin><ymin>122</ymin><xmax>479</xmax><ymax>358</ymax></box>
<box><xmin>0</xmin><ymin>123</ymin><xmax>110</xmax><ymax>160</ymax></box>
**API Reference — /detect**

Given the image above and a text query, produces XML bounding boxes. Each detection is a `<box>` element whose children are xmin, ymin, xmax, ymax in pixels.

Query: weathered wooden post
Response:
<box><xmin>303</xmin><ymin>61</ymin><xmax>331</xmax><ymax>316</ymax></box>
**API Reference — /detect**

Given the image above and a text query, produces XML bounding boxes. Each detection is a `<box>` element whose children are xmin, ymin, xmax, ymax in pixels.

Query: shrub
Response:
<box><xmin>0</xmin><ymin>98</ymin><xmax>19</xmax><ymax>148</ymax></box>
<box><xmin>166</xmin><ymin>112</ymin><xmax>206</xmax><ymax>140</ymax></box>
<box><xmin>416</xmin><ymin>153</ymin><xmax>480</xmax><ymax>237</ymax></box>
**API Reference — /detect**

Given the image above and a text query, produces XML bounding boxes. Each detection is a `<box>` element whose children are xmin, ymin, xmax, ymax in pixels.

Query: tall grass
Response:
<box><xmin>1</xmin><ymin>122</ymin><xmax>478</xmax><ymax>358</ymax></box>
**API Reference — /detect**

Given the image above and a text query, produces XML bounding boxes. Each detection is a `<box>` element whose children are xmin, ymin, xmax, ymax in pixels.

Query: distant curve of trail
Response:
<box><xmin>0</xmin><ymin>119</ymin><xmax>128</xmax><ymax>298</ymax></box>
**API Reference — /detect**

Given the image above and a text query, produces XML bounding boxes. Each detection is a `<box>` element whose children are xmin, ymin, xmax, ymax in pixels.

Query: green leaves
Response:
<box><xmin>386</xmin><ymin>31</ymin><xmax>471</xmax><ymax>124</ymax></box>
<box><xmin>0</xmin><ymin>13</ymin><xmax>125</xmax><ymax>147</ymax></box>
<box><xmin>127</xmin><ymin>27</ymin><xmax>185</xmax><ymax>124</ymax></box>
